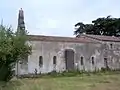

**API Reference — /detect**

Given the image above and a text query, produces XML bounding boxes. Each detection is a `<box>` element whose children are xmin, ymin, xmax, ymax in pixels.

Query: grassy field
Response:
<box><xmin>1</xmin><ymin>73</ymin><xmax>120</xmax><ymax>90</ymax></box>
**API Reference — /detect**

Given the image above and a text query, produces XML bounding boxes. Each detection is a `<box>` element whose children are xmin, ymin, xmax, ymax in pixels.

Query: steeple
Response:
<box><xmin>17</xmin><ymin>8</ymin><xmax>25</xmax><ymax>30</ymax></box>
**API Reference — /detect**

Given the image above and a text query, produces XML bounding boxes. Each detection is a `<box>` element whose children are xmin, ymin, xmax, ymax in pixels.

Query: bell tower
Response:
<box><xmin>17</xmin><ymin>8</ymin><xmax>25</xmax><ymax>30</ymax></box>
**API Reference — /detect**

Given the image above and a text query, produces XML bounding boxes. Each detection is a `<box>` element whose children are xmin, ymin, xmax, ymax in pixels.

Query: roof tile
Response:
<box><xmin>27</xmin><ymin>35</ymin><xmax>98</xmax><ymax>43</ymax></box>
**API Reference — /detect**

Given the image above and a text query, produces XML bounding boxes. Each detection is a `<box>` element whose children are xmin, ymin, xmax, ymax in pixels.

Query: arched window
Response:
<box><xmin>53</xmin><ymin>56</ymin><xmax>57</xmax><ymax>65</ymax></box>
<box><xmin>39</xmin><ymin>56</ymin><xmax>43</xmax><ymax>67</ymax></box>
<box><xmin>91</xmin><ymin>57</ymin><xmax>94</xmax><ymax>65</ymax></box>
<box><xmin>104</xmin><ymin>58</ymin><xmax>108</xmax><ymax>68</ymax></box>
<box><xmin>81</xmin><ymin>57</ymin><xmax>83</xmax><ymax>65</ymax></box>
<box><xmin>110</xmin><ymin>44</ymin><xmax>113</xmax><ymax>49</ymax></box>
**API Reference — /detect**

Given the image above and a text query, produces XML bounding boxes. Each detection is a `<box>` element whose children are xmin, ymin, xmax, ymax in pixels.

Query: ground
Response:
<box><xmin>1</xmin><ymin>73</ymin><xmax>120</xmax><ymax>90</ymax></box>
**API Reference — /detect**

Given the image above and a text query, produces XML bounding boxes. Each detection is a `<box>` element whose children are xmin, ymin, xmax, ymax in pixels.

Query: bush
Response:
<box><xmin>0</xmin><ymin>64</ymin><xmax>14</xmax><ymax>82</ymax></box>
<box><xmin>0</xmin><ymin>25</ymin><xmax>31</xmax><ymax>82</ymax></box>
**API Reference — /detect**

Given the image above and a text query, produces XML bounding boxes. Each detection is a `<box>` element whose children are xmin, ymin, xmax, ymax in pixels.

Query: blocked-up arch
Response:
<box><xmin>64</xmin><ymin>49</ymin><xmax>75</xmax><ymax>70</ymax></box>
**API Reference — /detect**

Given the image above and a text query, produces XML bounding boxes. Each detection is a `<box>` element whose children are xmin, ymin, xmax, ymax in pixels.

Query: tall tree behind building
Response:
<box><xmin>74</xmin><ymin>16</ymin><xmax>120</xmax><ymax>37</ymax></box>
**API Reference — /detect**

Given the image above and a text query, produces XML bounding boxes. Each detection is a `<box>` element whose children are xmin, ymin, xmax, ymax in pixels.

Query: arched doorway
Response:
<box><xmin>65</xmin><ymin>49</ymin><xmax>75</xmax><ymax>70</ymax></box>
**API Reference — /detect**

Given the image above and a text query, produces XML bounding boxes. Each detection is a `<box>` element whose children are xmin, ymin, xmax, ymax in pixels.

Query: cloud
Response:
<box><xmin>0</xmin><ymin>0</ymin><xmax>120</xmax><ymax>36</ymax></box>
<box><xmin>47</xmin><ymin>19</ymin><xmax>58</xmax><ymax>28</ymax></box>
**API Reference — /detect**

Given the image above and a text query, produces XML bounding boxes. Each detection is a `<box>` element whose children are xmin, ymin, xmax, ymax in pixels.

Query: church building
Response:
<box><xmin>16</xmin><ymin>9</ymin><xmax>120</xmax><ymax>75</ymax></box>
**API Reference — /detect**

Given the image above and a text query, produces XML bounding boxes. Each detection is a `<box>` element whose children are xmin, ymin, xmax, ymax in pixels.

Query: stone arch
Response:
<box><xmin>64</xmin><ymin>49</ymin><xmax>75</xmax><ymax>70</ymax></box>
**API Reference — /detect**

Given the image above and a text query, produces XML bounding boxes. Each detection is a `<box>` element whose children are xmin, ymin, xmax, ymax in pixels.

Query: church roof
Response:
<box><xmin>27</xmin><ymin>35</ymin><xmax>98</xmax><ymax>43</ymax></box>
<box><xmin>28</xmin><ymin>34</ymin><xmax>120</xmax><ymax>43</ymax></box>
<box><xmin>82</xmin><ymin>34</ymin><xmax>120</xmax><ymax>42</ymax></box>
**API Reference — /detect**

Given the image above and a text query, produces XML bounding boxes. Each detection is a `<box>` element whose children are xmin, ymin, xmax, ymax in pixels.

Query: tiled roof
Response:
<box><xmin>27</xmin><ymin>34</ymin><xmax>120</xmax><ymax>43</ymax></box>
<box><xmin>83</xmin><ymin>34</ymin><xmax>120</xmax><ymax>42</ymax></box>
<box><xmin>27</xmin><ymin>35</ymin><xmax>98</xmax><ymax>43</ymax></box>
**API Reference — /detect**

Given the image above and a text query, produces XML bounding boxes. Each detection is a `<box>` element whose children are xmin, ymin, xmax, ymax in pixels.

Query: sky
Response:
<box><xmin>0</xmin><ymin>0</ymin><xmax>120</xmax><ymax>37</ymax></box>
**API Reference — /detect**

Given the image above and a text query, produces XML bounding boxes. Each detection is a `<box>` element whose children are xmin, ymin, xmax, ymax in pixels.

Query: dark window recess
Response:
<box><xmin>39</xmin><ymin>56</ymin><xmax>43</xmax><ymax>67</ymax></box>
<box><xmin>104</xmin><ymin>58</ymin><xmax>108</xmax><ymax>68</ymax></box>
<box><xmin>53</xmin><ymin>56</ymin><xmax>57</xmax><ymax>65</ymax></box>
<box><xmin>81</xmin><ymin>57</ymin><xmax>84</xmax><ymax>65</ymax></box>
<box><xmin>91</xmin><ymin>57</ymin><xmax>94</xmax><ymax>65</ymax></box>
<box><xmin>110</xmin><ymin>44</ymin><xmax>113</xmax><ymax>49</ymax></box>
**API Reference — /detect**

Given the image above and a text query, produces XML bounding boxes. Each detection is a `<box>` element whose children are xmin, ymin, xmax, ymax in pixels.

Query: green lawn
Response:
<box><xmin>1</xmin><ymin>73</ymin><xmax>120</xmax><ymax>90</ymax></box>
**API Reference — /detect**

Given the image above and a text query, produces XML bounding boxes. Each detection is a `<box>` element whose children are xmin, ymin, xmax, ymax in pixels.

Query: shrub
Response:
<box><xmin>0</xmin><ymin>25</ymin><xmax>31</xmax><ymax>82</ymax></box>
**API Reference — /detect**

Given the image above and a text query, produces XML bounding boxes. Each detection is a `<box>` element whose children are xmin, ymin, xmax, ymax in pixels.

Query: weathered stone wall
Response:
<box><xmin>16</xmin><ymin>40</ymin><xmax>120</xmax><ymax>75</ymax></box>
<box><xmin>26</xmin><ymin>41</ymin><xmax>103</xmax><ymax>74</ymax></box>
<box><xmin>101</xmin><ymin>41</ymin><xmax>120</xmax><ymax>70</ymax></box>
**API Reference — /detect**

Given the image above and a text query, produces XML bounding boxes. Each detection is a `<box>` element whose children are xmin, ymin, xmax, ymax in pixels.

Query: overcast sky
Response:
<box><xmin>0</xmin><ymin>0</ymin><xmax>120</xmax><ymax>37</ymax></box>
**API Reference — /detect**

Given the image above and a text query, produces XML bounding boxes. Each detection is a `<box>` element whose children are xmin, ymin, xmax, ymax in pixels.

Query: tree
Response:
<box><xmin>74</xmin><ymin>16</ymin><xmax>120</xmax><ymax>37</ymax></box>
<box><xmin>0</xmin><ymin>24</ymin><xmax>31</xmax><ymax>82</ymax></box>
<box><xmin>74</xmin><ymin>22</ymin><xmax>86</xmax><ymax>35</ymax></box>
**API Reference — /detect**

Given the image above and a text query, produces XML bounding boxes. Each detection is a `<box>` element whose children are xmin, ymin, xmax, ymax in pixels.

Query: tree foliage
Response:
<box><xmin>74</xmin><ymin>16</ymin><xmax>120</xmax><ymax>37</ymax></box>
<box><xmin>0</xmin><ymin>25</ymin><xmax>31</xmax><ymax>82</ymax></box>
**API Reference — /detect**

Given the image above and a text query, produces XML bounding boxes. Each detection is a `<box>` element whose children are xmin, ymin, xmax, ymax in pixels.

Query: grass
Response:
<box><xmin>1</xmin><ymin>72</ymin><xmax>120</xmax><ymax>90</ymax></box>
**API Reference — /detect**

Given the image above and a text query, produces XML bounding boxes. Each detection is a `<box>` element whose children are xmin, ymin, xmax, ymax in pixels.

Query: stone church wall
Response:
<box><xmin>26</xmin><ymin>41</ymin><xmax>103</xmax><ymax>74</ymax></box>
<box><xmin>16</xmin><ymin>40</ymin><xmax>120</xmax><ymax>75</ymax></box>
